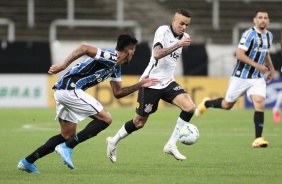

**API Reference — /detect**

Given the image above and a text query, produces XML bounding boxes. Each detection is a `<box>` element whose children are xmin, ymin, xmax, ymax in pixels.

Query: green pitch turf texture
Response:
<box><xmin>1</xmin><ymin>107</ymin><xmax>281</xmax><ymax>184</ymax></box>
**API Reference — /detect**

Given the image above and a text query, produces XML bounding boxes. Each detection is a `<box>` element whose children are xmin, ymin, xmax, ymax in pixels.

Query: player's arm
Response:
<box><xmin>264</xmin><ymin>52</ymin><xmax>275</xmax><ymax>83</ymax></box>
<box><xmin>236</xmin><ymin>48</ymin><xmax>269</xmax><ymax>74</ymax></box>
<box><xmin>153</xmin><ymin>37</ymin><xmax>191</xmax><ymax>60</ymax></box>
<box><xmin>110</xmin><ymin>75</ymin><xmax>159</xmax><ymax>99</ymax></box>
<box><xmin>48</xmin><ymin>44</ymin><xmax>98</xmax><ymax>74</ymax></box>
<box><xmin>264</xmin><ymin>52</ymin><xmax>275</xmax><ymax>72</ymax></box>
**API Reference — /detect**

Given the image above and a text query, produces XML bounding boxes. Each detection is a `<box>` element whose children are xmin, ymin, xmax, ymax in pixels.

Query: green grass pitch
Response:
<box><xmin>1</xmin><ymin>107</ymin><xmax>281</xmax><ymax>184</ymax></box>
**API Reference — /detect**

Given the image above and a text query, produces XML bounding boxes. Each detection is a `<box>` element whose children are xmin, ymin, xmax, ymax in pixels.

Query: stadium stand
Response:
<box><xmin>0</xmin><ymin>0</ymin><xmax>281</xmax><ymax>44</ymax></box>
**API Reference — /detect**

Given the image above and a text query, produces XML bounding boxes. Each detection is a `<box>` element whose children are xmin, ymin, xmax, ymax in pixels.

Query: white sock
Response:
<box><xmin>273</xmin><ymin>91</ymin><xmax>282</xmax><ymax>112</ymax></box>
<box><xmin>166</xmin><ymin>117</ymin><xmax>187</xmax><ymax>146</ymax></box>
<box><xmin>111</xmin><ymin>124</ymin><xmax>129</xmax><ymax>146</ymax></box>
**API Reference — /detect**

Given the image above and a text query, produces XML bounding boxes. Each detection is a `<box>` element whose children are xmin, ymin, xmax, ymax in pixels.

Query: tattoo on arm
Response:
<box><xmin>64</xmin><ymin>48</ymin><xmax>86</xmax><ymax>67</ymax></box>
<box><xmin>154</xmin><ymin>43</ymin><xmax>179</xmax><ymax>59</ymax></box>
<box><xmin>116</xmin><ymin>83</ymin><xmax>142</xmax><ymax>98</ymax></box>
<box><xmin>165</xmin><ymin>42</ymin><xmax>179</xmax><ymax>54</ymax></box>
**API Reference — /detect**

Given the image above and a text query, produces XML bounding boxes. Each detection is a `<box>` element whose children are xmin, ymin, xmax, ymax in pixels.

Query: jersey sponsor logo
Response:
<box><xmin>254</xmin><ymin>47</ymin><xmax>268</xmax><ymax>52</ymax></box>
<box><xmin>111</xmin><ymin>55</ymin><xmax>118</xmax><ymax>61</ymax></box>
<box><xmin>255</xmin><ymin>38</ymin><xmax>262</xmax><ymax>45</ymax></box>
<box><xmin>144</xmin><ymin>103</ymin><xmax>153</xmax><ymax>113</ymax></box>
<box><xmin>160</xmin><ymin>79</ymin><xmax>173</xmax><ymax>86</ymax></box>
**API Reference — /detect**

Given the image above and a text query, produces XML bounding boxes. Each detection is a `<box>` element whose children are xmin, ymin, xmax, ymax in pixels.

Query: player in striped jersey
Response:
<box><xmin>195</xmin><ymin>10</ymin><xmax>275</xmax><ymax>148</ymax></box>
<box><xmin>17</xmin><ymin>34</ymin><xmax>159</xmax><ymax>173</ymax></box>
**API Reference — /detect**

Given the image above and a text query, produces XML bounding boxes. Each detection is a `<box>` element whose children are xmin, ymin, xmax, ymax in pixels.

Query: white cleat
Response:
<box><xmin>163</xmin><ymin>144</ymin><xmax>186</xmax><ymax>160</ymax></box>
<box><xmin>106</xmin><ymin>137</ymin><xmax>117</xmax><ymax>163</ymax></box>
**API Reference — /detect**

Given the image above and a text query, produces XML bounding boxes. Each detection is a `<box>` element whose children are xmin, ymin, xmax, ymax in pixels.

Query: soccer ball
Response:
<box><xmin>178</xmin><ymin>123</ymin><xmax>199</xmax><ymax>145</ymax></box>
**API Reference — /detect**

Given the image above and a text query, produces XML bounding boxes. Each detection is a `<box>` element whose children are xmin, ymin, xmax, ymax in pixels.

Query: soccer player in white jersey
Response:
<box><xmin>17</xmin><ymin>34</ymin><xmax>159</xmax><ymax>173</ymax></box>
<box><xmin>106</xmin><ymin>8</ymin><xmax>195</xmax><ymax>162</ymax></box>
<box><xmin>195</xmin><ymin>10</ymin><xmax>275</xmax><ymax>148</ymax></box>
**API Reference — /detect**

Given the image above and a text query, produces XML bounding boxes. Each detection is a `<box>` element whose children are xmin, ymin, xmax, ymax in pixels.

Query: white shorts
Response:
<box><xmin>54</xmin><ymin>89</ymin><xmax>104</xmax><ymax>123</ymax></box>
<box><xmin>225</xmin><ymin>76</ymin><xmax>266</xmax><ymax>102</ymax></box>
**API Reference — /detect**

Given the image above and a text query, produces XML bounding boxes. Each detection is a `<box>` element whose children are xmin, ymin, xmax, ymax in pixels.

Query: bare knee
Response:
<box><xmin>103</xmin><ymin>114</ymin><xmax>113</xmax><ymax>125</ymax></box>
<box><xmin>222</xmin><ymin>100</ymin><xmax>234</xmax><ymax>110</ymax></box>
<box><xmin>61</xmin><ymin>132</ymin><xmax>76</xmax><ymax>140</ymax></box>
<box><xmin>182</xmin><ymin>103</ymin><xmax>196</xmax><ymax>113</ymax></box>
<box><xmin>92</xmin><ymin>111</ymin><xmax>113</xmax><ymax>125</ymax></box>
<box><xmin>133</xmin><ymin>115</ymin><xmax>148</xmax><ymax>129</ymax></box>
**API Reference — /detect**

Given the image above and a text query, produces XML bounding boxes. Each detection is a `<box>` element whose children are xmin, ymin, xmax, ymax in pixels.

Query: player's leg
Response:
<box><xmin>107</xmin><ymin>114</ymin><xmax>149</xmax><ymax>163</ymax></box>
<box><xmin>272</xmin><ymin>90</ymin><xmax>282</xmax><ymax>123</ymax></box>
<box><xmin>195</xmin><ymin>76</ymin><xmax>244</xmax><ymax>117</ymax></box>
<box><xmin>54</xmin><ymin>89</ymin><xmax>110</xmax><ymax>168</ymax></box>
<box><xmin>17</xmin><ymin>132</ymin><xmax>67</xmax><ymax>174</ymax></box>
<box><xmin>250</xmin><ymin>95</ymin><xmax>268</xmax><ymax>147</ymax></box>
<box><xmin>248</xmin><ymin>78</ymin><xmax>268</xmax><ymax>148</ymax></box>
<box><xmin>106</xmin><ymin>87</ymin><xmax>159</xmax><ymax>163</ymax></box>
<box><xmin>56</xmin><ymin>112</ymin><xmax>110</xmax><ymax>169</ymax></box>
<box><xmin>17</xmin><ymin>90</ymin><xmax>74</xmax><ymax>173</ymax></box>
<box><xmin>162</xmin><ymin>86</ymin><xmax>195</xmax><ymax>160</ymax></box>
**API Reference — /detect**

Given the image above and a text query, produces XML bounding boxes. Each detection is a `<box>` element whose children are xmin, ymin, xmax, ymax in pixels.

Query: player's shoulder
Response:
<box><xmin>243</xmin><ymin>27</ymin><xmax>256</xmax><ymax>36</ymax></box>
<box><xmin>156</xmin><ymin>25</ymin><xmax>170</xmax><ymax>32</ymax></box>
<box><xmin>103</xmin><ymin>49</ymin><xmax>116</xmax><ymax>54</ymax></box>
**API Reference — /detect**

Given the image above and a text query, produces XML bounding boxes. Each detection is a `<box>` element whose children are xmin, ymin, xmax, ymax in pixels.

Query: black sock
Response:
<box><xmin>205</xmin><ymin>98</ymin><xmax>224</xmax><ymax>108</ymax></box>
<box><xmin>124</xmin><ymin>119</ymin><xmax>138</xmax><ymax>134</ymax></box>
<box><xmin>25</xmin><ymin>134</ymin><xmax>67</xmax><ymax>163</ymax></box>
<box><xmin>66</xmin><ymin>119</ymin><xmax>109</xmax><ymax>149</ymax></box>
<box><xmin>180</xmin><ymin>111</ymin><xmax>194</xmax><ymax>122</ymax></box>
<box><xmin>254</xmin><ymin>111</ymin><xmax>264</xmax><ymax>138</ymax></box>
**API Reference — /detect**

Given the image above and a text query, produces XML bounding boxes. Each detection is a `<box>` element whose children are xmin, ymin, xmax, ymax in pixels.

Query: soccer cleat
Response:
<box><xmin>17</xmin><ymin>158</ymin><xmax>40</xmax><ymax>174</ymax></box>
<box><xmin>195</xmin><ymin>97</ymin><xmax>210</xmax><ymax>117</ymax></box>
<box><xmin>163</xmin><ymin>144</ymin><xmax>186</xmax><ymax>160</ymax></box>
<box><xmin>106</xmin><ymin>137</ymin><xmax>117</xmax><ymax>163</ymax></box>
<box><xmin>252</xmin><ymin>137</ymin><xmax>269</xmax><ymax>148</ymax></box>
<box><xmin>273</xmin><ymin>110</ymin><xmax>280</xmax><ymax>123</ymax></box>
<box><xmin>55</xmin><ymin>143</ymin><xmax>74</xmax><ymax>169</ymax></box>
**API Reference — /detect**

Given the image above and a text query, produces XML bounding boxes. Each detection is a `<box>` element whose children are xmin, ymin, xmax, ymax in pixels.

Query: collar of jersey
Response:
<box><xmin>169</xmin><ymin>25</ymin><xmax>184</xmax><ymax>40</ymax></box>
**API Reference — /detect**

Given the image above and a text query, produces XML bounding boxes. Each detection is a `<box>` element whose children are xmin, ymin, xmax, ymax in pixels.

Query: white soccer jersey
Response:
<box><xmin>140</xmin><ymin>25</ymin><xmax>189</xmax><ymax>89</ymax></box>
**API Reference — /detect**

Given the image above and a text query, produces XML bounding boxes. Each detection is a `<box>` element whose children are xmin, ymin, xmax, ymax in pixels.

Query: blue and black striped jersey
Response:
<box><xmin>232</xmin><ymin>27</ymin><xmax>273</xmax><ymax>79</ymax></box>
<box><xmin>53</xmin><ymin>48</ymin><xmax>121</xmax><ymax>91</ymax></box>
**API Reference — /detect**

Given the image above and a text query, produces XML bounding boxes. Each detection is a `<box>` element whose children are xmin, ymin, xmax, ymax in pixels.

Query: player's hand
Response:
<box><xmin>256</xmin><ymin>64</ymin><xmax>269</xmax><ymax>74</ymax></box>
<box><xmin>140</xmin><ymin>75</ymin><xmax>160</xmax><ymax>87</ymax></box>
<box><xmin>178</xmin><ymin>37</ymin><xmax>191</xmax><ymax>47</ymax></box>
<box><xmin>48</xmin><ymin>64</ymin><xmax>66</xmax><ymax>74</ymax></box>
<box><xmin>265</xmin><ymin>68</ymin><xmax>275</xmax><ymax>84</ymax></box>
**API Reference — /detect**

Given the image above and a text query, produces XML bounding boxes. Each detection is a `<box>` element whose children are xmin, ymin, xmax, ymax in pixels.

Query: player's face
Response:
<box><xmin>172</xmin><ymin>13</ymin><xmax>191</xmax><ymax>36</ymax></box>
<box><xmin>254</xmin><ymin>12</ymin><xmax>269</xmax><ymax>31</ymax></box>
<box><xmin>123</xmin><ymin>46</ymin><xmax>136</xmax><ymax>65</ymax></box>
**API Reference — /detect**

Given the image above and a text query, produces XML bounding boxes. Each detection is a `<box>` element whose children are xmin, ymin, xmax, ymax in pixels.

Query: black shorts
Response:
<box><xmin>135</xmin><ymin>81</ymin><xmax>186</xmax><ymax>116</ymax></box>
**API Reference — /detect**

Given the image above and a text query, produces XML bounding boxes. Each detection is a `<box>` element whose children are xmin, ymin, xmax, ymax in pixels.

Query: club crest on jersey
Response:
<box><xmin>144</xmin><ymin>104</ymin><xmax>153</xmax><ymax>113</ymax></box>
<box><xmin>103</xmin><ymin>52</ymin><xmax>111</xmax><ymax>59</ymax></box>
